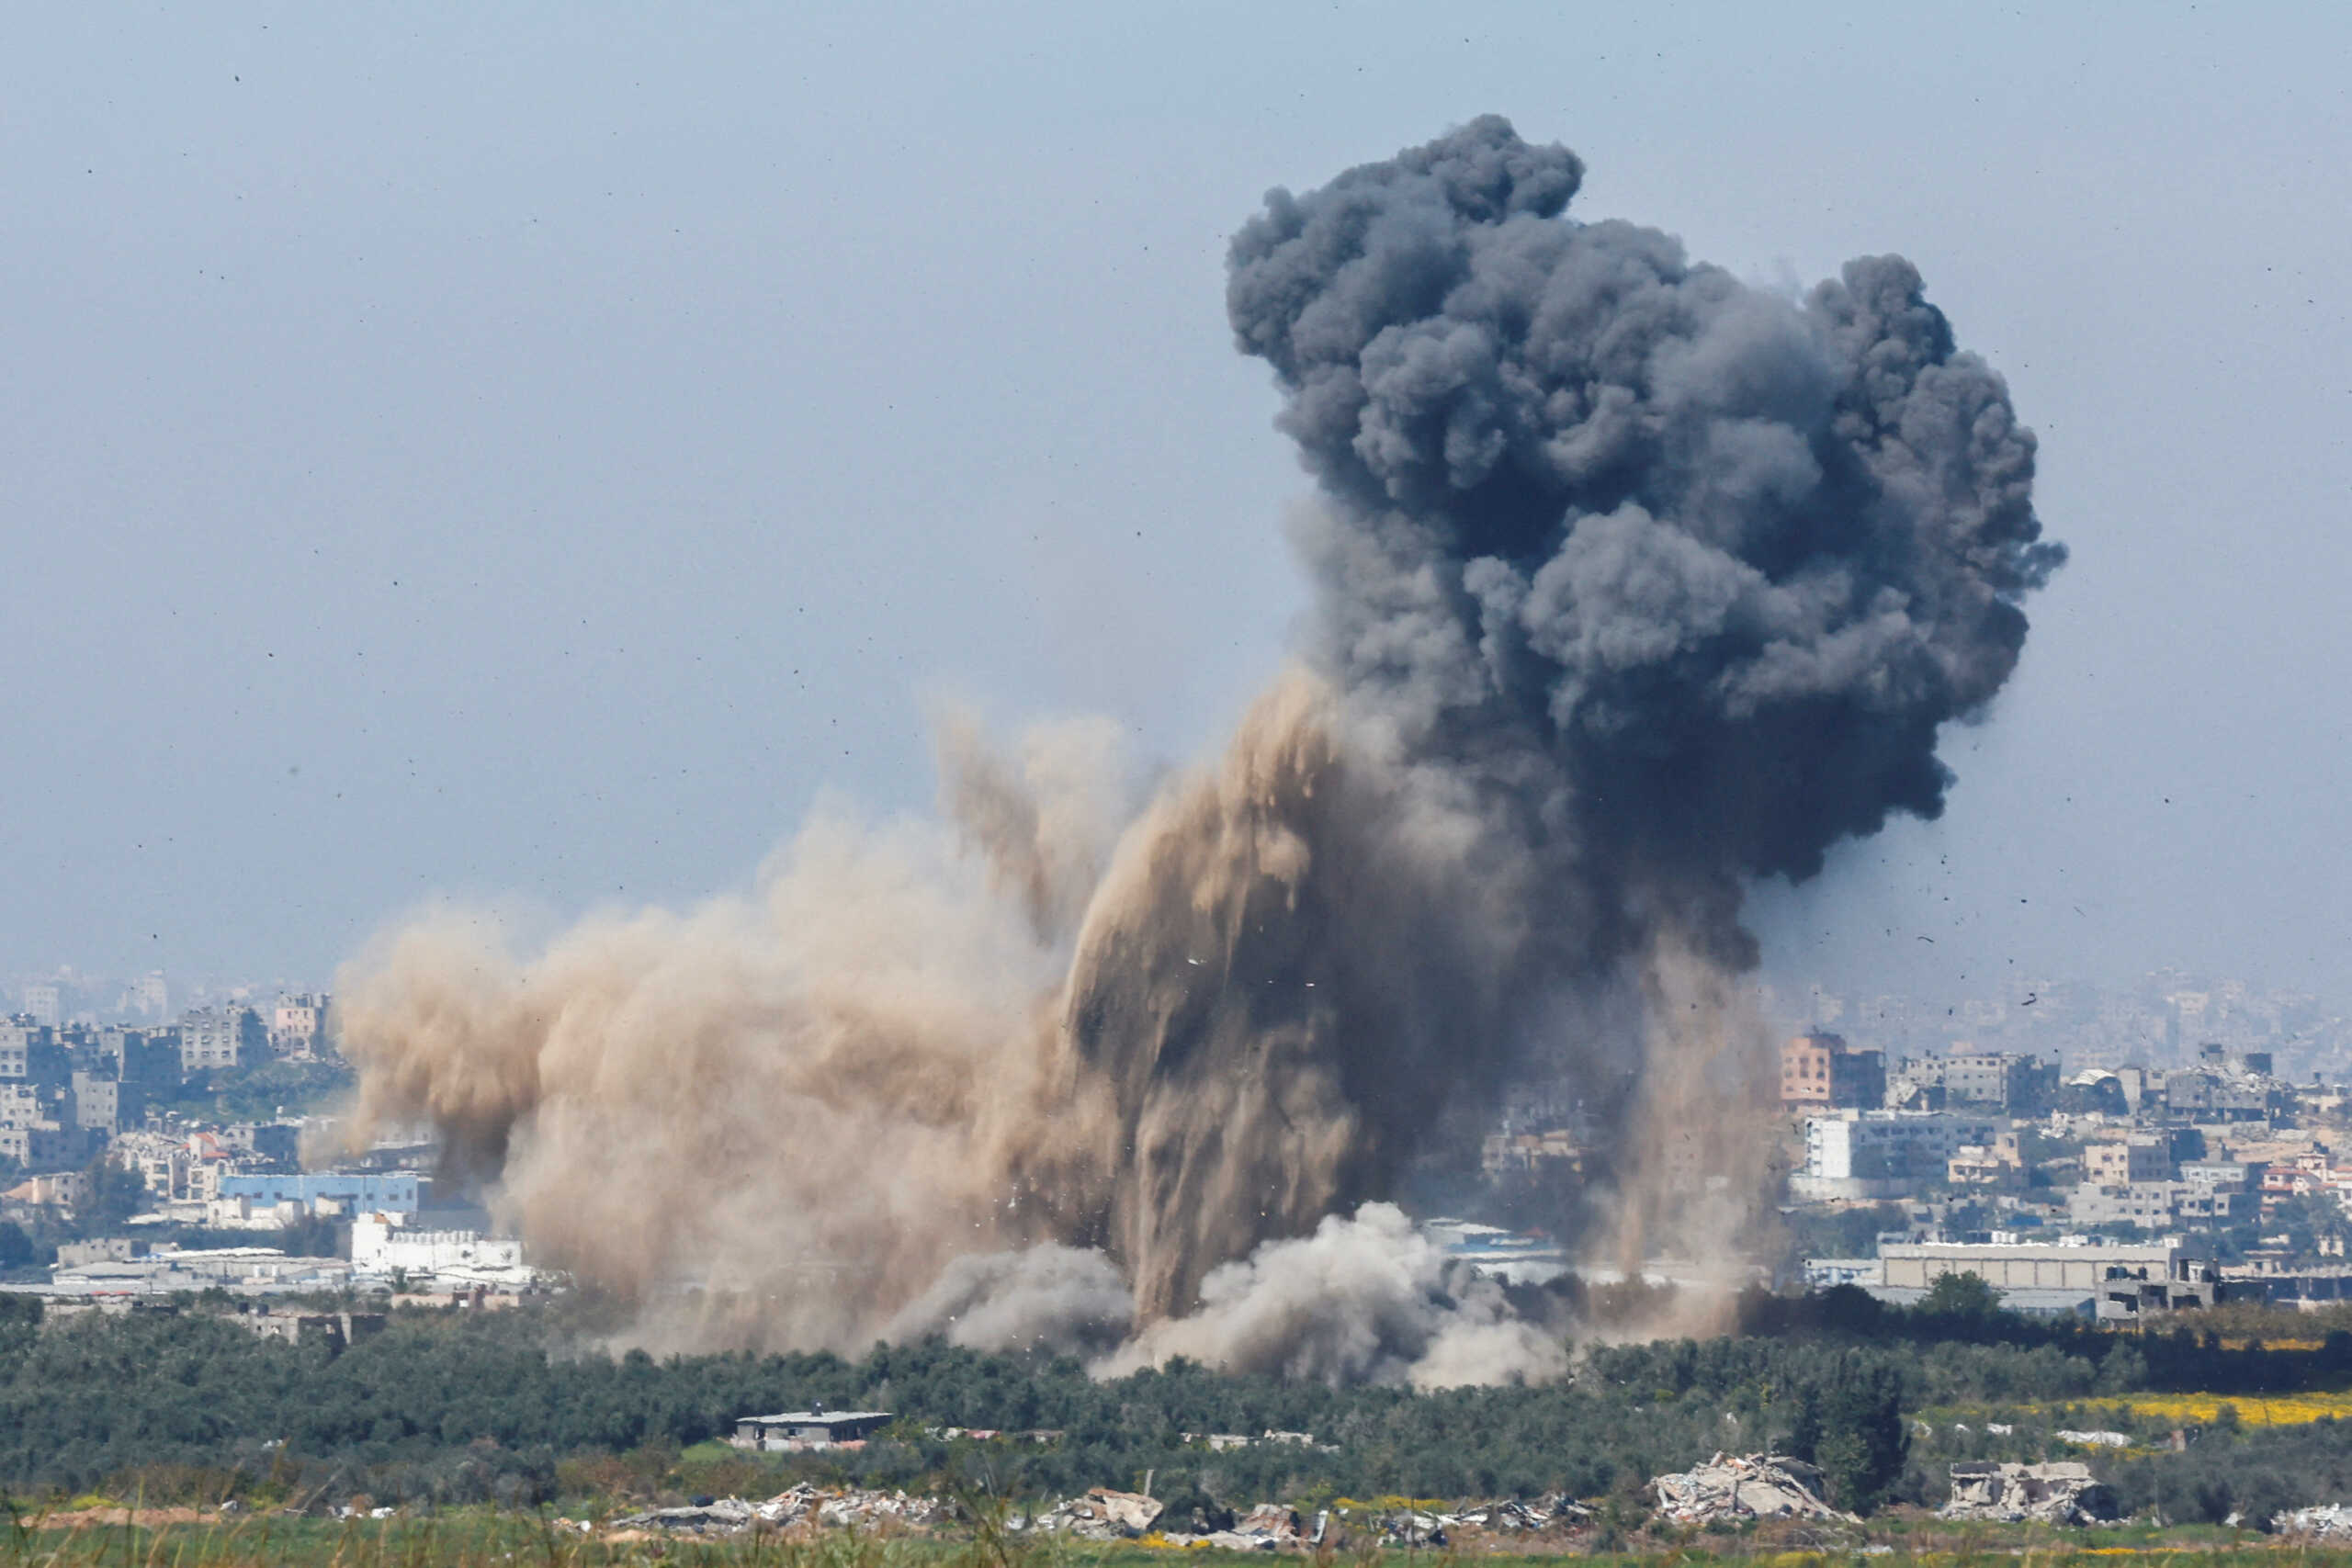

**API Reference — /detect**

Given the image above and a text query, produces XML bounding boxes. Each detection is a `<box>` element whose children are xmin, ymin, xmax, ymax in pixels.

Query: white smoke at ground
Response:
<box><xmin>884</xmin><ymin>1243</ymin><xmax>1135</xmax><ymax>1359</ymax></box>
<box><xmin>1099</xmin><ymin>1204</ymin><xmax>1568</xmax><ymax>1389</ymax></box>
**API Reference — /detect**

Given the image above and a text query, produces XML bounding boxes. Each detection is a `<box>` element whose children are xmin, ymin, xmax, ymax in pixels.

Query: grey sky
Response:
<box><xmin>5</xmin><ymin>4</ymin><xmax>2347</xmax><ymax>1005</ymax></box>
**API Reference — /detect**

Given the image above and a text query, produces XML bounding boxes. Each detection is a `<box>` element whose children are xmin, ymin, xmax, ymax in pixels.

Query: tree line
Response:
<box><xmin>3</xmin><ymin>1286</ymin><xmax>2349</xmax><ymax>1523</ymax></box>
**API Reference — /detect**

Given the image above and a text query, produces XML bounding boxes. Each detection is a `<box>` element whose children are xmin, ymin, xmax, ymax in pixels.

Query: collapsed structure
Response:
<box><xmin>1649</xmin><ymin>1453</ymin><xmax>1854</xmax><ymax>1525</ymax></box>
<box><xmin>1940</xmin><ymin>1462</ymin><xmax>2118</xmax><ymax>1526</ymax></box>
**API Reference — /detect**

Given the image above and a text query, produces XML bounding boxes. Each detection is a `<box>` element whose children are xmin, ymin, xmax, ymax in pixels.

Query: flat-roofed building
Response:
<box><xmin>2085</xmin><ymin>1134</ymin><xmax>2172</xmax><ymax>1186</ymax></box>
<box><xmin>1795</xmin><ymin>1111</ymin><xmax>1998</xmax><ymax>1199</ymax></box>
<box><xmin>1880</xmin><ymin>1236</ymin><xmax>2222</xmax><ymax>1322</ymax></box>
<box><xmin>731</xmin><ymin>1409</ymin><xmax>894</xmax><ymax>1450</ymax></box>
<box><xmin>1781</xmin><ymin>1033</ymin><xmax>1886</xmax><ymax>1109</ymax></box>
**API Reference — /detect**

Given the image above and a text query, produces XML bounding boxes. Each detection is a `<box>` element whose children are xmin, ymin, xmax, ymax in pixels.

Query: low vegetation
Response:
<box><xmin>6</xmin><ymin>1287</ymin><xmax>2352</xmax><ymax>1544</ymax></box>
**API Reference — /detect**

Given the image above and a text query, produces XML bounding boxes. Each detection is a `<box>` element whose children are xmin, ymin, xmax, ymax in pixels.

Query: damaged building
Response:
<box><xmin>1941</xmin><ymin>1462</ymin><xmax>2118</xmax><ymax>1525</ymax></box>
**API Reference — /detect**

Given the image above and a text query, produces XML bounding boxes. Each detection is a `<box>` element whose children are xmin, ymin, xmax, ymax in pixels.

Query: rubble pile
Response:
<box><xmin>2274</xmin><ymin>1504</ymin><xmax>2352</xmax><ymax>1539</ymax></box>
<box><xmin>1030</xmin><ymin>1488</ymin><xmax>1165</xmax><ymax>1540</ymax></box>
<box><xmin>1159</xmin><ymin>1502</ymin><xmax>1323</xmax><ymax>1551</ymax></box>
<box><xmin>608</xmin><ymin>1485</ymin><xmax>954</xmax><ymax>1537</ymax></box>
<box><xmin>1354</xmin><ymin>1495</ymin><xmax>1593</xmax><ymax>1547</ymax></box>
<box><xmin>1371</xmin><ymin>1509</ymin><xmax>1446</xmax><ymax>1548</ymax></box>
<box><xmin>1445</xmin><ymin>1495</ymin><xmax>1594</xmax><ymax>1535</ymax></box>
<box><xmin>609</xmin><ymin>1499</ymin><xmax>759</xmax><ymax>1536</ymax></box>
<box><xmin>1650</xmin><ymin>1453</ymin><xmax>1855</xmax><ymax>1525</ymax></box>
<box><xmin>1939</xmin><ymin>1461</ymin><xmax>2117</xmax><ymax>1526</ymax></box>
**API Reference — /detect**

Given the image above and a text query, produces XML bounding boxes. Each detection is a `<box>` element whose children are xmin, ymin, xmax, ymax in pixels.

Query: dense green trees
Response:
<box><xmin>0</xmin><ymin>1223</ymin><xmax>33</xmax><ymax>1270</ymax></box>
<box><xmin>1785</xmin><ymin>1360</ymin><xmax>1906</xmax><ymax>1512</ymax></box>
<box><xmin>3</xmin><ymin>1292</ymin><xmax>2351</xmax><ymax>1518</ymax></box>
<box><xmin>73</xmin><ymin>1156</ymin><xmax>148</xmax><ymax>1234</ymax></box>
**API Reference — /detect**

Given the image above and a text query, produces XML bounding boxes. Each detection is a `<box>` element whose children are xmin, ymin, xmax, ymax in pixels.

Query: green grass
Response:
<box><xmin>0</xmin><ymin>1507</ymin><xmax>2343</xmax><ymax>1568</ymax></box>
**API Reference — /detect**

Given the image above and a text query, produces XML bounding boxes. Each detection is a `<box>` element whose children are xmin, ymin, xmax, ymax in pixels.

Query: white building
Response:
<box><xmin>1795</xmin><ymin>1111</ymin><xmax>1999</xmax><ymax>1199</ymax></box>
<box><xmin>352</xmin><ymin>1213</ymin><xmax>532</xmax><ymax>1290</ymax></box>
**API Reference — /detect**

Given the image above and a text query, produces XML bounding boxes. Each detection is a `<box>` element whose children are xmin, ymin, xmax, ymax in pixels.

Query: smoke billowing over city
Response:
<box><xmin>333</xmin><ymin>118</ymin><xmax>2062</xmax><ymax>1382</ymax></box>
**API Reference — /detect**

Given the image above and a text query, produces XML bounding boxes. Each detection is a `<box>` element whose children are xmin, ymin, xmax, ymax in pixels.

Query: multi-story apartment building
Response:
<box><xmin>179</xmin><ymin>1006</ymin><xmax>263</xmax><ymax>1073</ymax></box>
<box><xmin>97</xmin><ymin>1026</ymin><xmax>182</xmax><ymax>1088</ymax></box>
<box><xmin>2085</xmin><ymin>1134</ymin><xmax>2173</xmax><ymax>1186</ymax></box>
<box><xmin>0</xmin><ymin>1121</ymin><xmax>89</xmax><ymax>1172</ymax></box>
<box><xmin>1781</xmin><ymin>1032</ymin><xmax>1887</xmax><ymax>1109</ymax></box>
<box><xmin>68</xmin><ymin>1070</ymin><xmax>141</xmax><ymax>1134</ymax></box>
<box><xmin>1796</xmin><ymin>1110</ymin><xmax>2000</xmax><ymax>1198</ymax></box>
<box><xmin>0</xmin><ymin>1021</ymin><xmax>68</xmax><ymax>1086</ymax></box>
<box><xmin>1941</xmin><ymin>1050</ymin><xmax>2060</xmax><ymax>1113</ymax></box>
<box><xmin>269</xmin><ymin>993</ymin><xmax>332</xmax><ymax>1058</ymax></box>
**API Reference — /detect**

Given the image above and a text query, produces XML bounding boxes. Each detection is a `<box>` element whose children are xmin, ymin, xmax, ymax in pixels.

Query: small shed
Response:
<box><xmin>734</xmin><ymin>1408</ymin><xmax>894</xmax><ymax>1450</ymax></box>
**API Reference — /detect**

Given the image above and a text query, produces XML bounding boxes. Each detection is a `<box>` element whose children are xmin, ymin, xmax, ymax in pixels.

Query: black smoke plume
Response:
<box><xmin>333</xmin><ymin>118</ymin><xmax>2061</xmax><ymax>1370</ymax></box>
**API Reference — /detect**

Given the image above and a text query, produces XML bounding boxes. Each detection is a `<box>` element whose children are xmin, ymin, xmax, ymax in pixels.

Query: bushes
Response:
<box><xmin>7</xmin><ymin>1294</ymin><xmax>2352</xmax><ymax>1517</ymax></box>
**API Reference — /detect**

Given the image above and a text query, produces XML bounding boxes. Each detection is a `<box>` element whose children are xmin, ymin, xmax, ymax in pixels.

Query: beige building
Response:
<box><xmin>2085</xmin><ymin>1134</ymin><xmax>2172</xmax><ymax>1186</ymax></box>
<box><xmin>1781</xmin><ymin>1033</ymin><xmax>1886</xmax><ymax>1109</ymax></box>
<box><xmin>270</xmin><ymin>993</ymin><xmax>332</xmax><ymax>1058</ymax></box>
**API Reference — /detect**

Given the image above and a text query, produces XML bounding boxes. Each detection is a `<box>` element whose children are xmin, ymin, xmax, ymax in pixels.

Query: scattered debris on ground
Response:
<box><xmin>608</xmin><ymin>1485</ymin><xmax>955</xmax><ymax>1537</ymax></box>
<box><xmin>1030</xmin><ymin>1487</ymin><xmax>1165</xmax><ymax>1540</ymax></box>
<box><xmin>1370</xmin><ymin>1508</ymin><xmax>1447</xmax><ymax>1548</ymax></box>
<box><xmin>1345</xmin><ymin>1495</ymin><xmax>1593</xmax><ymax>1548</ymax></box>
<box><xmin>1443</xmin><ymin>1495</ymin><xmax>1594</xmax><ymax>1535</ymax></box>
<box><xmin>1650</xmin><ymin>1452</ymin><xmax>1854</xmax><ymax>1525</ymax></box>
<box><xmin>2275</xmin><ymin>1504</ymin><xmax>2352</xmax><ymax>1539</ymax></box>
<box><xmin>1940</xmin><ymin>1461</ymin><xmax>2117</xmax><ymax>1526</ymax></box>
<box><xmin>608</xmin><ymin>1499</ymin><xmax>759</xmax><ymax>1536</ymax></box>
<box><xmin>1159</xmin><ymin>1502</ymin><xmax>1321</xmax><ymax>1551</ymax></box>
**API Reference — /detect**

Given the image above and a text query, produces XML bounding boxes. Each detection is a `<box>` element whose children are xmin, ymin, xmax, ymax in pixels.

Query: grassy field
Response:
<box><xmin>2101</xmin><ymin>1391</ymin><xmax>2352</xmax><ymax>1427</ymax></box>
<box><xmin>0</xmin><ymin>1508</ymin><xmax>2341</xmax><ymax>1568</ymax></box>
<box><xmin>1925</xmin><ymin>1390</ymin><xmax>2352</xmax><ymax>1431</ymax></box>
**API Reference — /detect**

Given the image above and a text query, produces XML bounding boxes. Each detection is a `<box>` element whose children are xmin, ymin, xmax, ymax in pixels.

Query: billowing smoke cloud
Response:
<box><xmin>885</xmin><ymin>1243</ymin><xmax>1134</xmax><ymax>1358</ymax></box>
<box><xmin>1103</xmin><ymin>1204</ymin><xmax>1568</xmax><ymax>1388</ymax></box>
<box><xmin>331</xmin><ymin>118</ymin><xmax>2059</xmax><ymax>1381</ymax></box>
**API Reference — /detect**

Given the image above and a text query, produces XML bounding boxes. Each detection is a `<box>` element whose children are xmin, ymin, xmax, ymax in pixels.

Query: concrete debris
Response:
<box><xmin>1650</xmin><ymin>1453</ymin><xmax>1854</xmax><ymax>1525</ymax></box>
<box><xmin>610</xmin><ymin>1499</ymin><xmax>759</xmax><ymax>1535</ymax></box>
<box><xmin>2275</xmin><ymin>1505</ymin><xmax>2352</xmax><ymax>1539</ymax></box>
<box><xmin>1159</xmin><ymin>1503</ymin><xmax>1317</xmax><ymax>1551</ymax></box>
<box><xmin>1940</xmin><ymin>1462</ymin><xmax>2118</xmax><ymax>1526</ymax></box>
<box><xmin>1375</xmin><ymin>1511</ymin><xmax>1447</xmax><ymax>1548</ymax></box>
<box><xmin>608</xmin><ymin>1485</ymin><xmax>953</xmax><ymax>1537</ymax></box>
<box><xmin>1032</xmin><ymin>1488</ymin><xmax>1165</xmax><ymax>1540</ymax></box>
<box><xmin>1351</xmin><ymin>1493</ymin><xmax>1594</xmax><ymax>1547</ymax></box>
<box><xmin>1451</xmin><ymin>1495</ymin><xmax>1595</xmax><ymax>1534</ymax></box>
